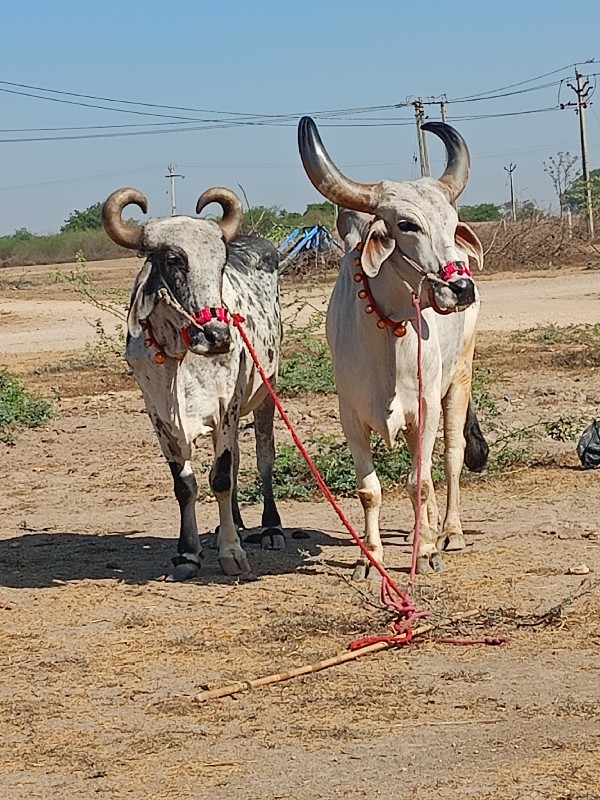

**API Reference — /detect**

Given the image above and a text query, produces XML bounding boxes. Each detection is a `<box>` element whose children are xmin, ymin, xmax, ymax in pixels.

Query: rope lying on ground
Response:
<box><xmin>195</xmin><ymin>611</ymin><xmax>490</xmax><ymax>703</ymax></box>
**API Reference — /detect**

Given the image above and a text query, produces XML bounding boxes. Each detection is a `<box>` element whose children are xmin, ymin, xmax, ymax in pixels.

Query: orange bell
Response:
<box><xmin>353</xmin><ymin>257</ymin><xmax>361</xmax><ymax>267</ymax></box>
<box><xmin>356</xmin><ymin>241</ymin><xmax>364</xmax><ymax>252</ymax></box>
<box><xmin>394</xmin><ymin>324</ymin><xmax>407</xmax><ymax>337</ymax></box>
<box><xmin>377</xmin><ymin>319</ymin><xmax>387</xmax><ymax>329</ymax></box>
<box><xmin>354</xmin><ymin>272</ymin><xmax>364</xmax><ymax>283</ymax></box>
<box><xmin>365</xmin><ymin>305</ymin><xmax>374</xmax><ymax>314</ymax></box>
<box><xmin>154</xmin><ymin>352</ymin><xmax>167</xmax><ymax>365</ymax></box>
<box><xmin>357</xmin><ymin>289</ymin><xmax>367</xmax><ymax>300</ymax></box>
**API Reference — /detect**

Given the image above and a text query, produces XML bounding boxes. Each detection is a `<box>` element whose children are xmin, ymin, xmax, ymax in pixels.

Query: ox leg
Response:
<box><xmin>437</xmin><ymin>366</ymin><xmax>472</xmax><ymax>553</ymax></box>
<box><xmin>341</xmin><ymin>412</ymin><xmax>383</xmax><ymax>581</ymax></box>
<box><xmin>404</xmin><ymin>406</ymin><xmax>445</xmax><ymax>575</ymax></box>
<box><xmin>254</xmin><ymin>394</ymin><xmax>285</xmax><ymax>551</ymax></box>
<box><xmin>167</xmin><ymin>460</ymin><xmax>202</xmax><ymax>582</ymax></box>
<box><xmin>231</xmin><ymin>439</ymin><xmax>246</xmax><ymax>531</ymax></box>
<box><xmin>211</xmin><ymin>421</ymin><xmax>254</xmax><ymax>579</ymax></box>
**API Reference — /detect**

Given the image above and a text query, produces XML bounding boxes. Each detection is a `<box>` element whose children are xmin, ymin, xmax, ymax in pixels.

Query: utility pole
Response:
<box><xmin>504</xmin><ymin>163</ymin><xmax>517</xmax><ymax>222</ymax></box>
<box><xmin>562</xmin><ymin>67</ymin><xmax>594</xmax><ymax>238</ymax></box>
<box><xmin>413</xmin><ymin>99</ymin><xmax>430</xmax><ymax>177</ymax></box>
<box><xmin>440</xmin><ymin>96</ymin><xmax>448</xmax><ymax>124</ymax></box>
<box><xmin>165</xmin><ymin>164</ymin><xmax>184</xmax><ymax>216</ymax></box>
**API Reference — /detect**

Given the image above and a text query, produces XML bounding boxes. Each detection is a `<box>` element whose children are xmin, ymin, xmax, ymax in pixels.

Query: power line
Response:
<box><xmin>0</xmin><ymin>106</ymin><xmax>561</xmax><ymax>143</ymax></box>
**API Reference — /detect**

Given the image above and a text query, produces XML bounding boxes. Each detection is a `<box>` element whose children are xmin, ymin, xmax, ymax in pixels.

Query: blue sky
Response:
<box><xmin>1</xmin><ymin>0</ymin><xmax>600</xmax><ymax>235</ymax></box>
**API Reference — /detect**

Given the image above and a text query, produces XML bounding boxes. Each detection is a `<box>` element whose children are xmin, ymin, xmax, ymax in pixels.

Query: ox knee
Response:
<box><xmin>170</xmin><ymin>463</ymin><xmax>197</xmax><ymax>504</ymax></box>
<box><xmin>210</xmin><ymin>449</ymin><xmax>232</xmax><ymax>495</ymax></box>
<box><xmin>407</xmin><ymin>479</ymin><xmax>429</xmax><ymax>505</ymax></box>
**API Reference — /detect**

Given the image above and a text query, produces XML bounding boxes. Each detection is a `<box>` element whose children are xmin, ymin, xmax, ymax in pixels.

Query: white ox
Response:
<box><xmin>298</xmin><ymin>117</ymin><xmax>488</xmax><ymax>575</ymax></box>
<box><xmin>102</xmin><ymin>187</ymin><xmax>284</xmax><ymax>581</ymax></box>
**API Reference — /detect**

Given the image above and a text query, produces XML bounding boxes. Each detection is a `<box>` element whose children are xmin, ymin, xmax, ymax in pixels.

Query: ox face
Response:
<box><xmin>142</xmin><ymin>218</ymin><xmax>232</xmax><ymax>356</ymax></box>
<box><xmin>361</xmin><ymin>182</ymin><xmax>481</xmax><ymax>312</ymax></box>
<box><xmin>102</xmin><ymin>187</ymin><xmax>245</xmax><ymax>358</ymax></box>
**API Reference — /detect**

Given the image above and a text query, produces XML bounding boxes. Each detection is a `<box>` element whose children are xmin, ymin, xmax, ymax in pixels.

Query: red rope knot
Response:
<box><xmin>182</xmin><ymin>307</ymin><xmax>231</xmax><ymax>349</ymax></box>
<box><xmin>440</xmin><ymin>261</ymin><xmax>472</xmax><ymax>282</ymax></box>
<box><xmin>190</xmin><ymin>306</ymin><xmax>230</xmax><ymax>326</ymax></box>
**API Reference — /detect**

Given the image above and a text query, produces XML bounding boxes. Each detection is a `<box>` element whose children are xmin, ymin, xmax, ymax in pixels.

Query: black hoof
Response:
<box><xmin>166</xmin><ymin>555</ymin><xmax>202</xmax><ymax>582</ymax></box>
<box><xmin>261</xmin><ymin>528</ymin><xmax>286</xmax><ymax>551</ymax></box>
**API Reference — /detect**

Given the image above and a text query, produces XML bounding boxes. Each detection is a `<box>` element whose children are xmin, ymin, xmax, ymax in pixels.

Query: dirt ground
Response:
<box><xmin>1</xmin><ymin>258</ymin><xmax>600</xmax><ymax>799</ymax></box>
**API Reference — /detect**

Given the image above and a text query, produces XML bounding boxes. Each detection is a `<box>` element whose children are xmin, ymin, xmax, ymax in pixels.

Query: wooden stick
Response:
<box><xmin>194</xmin><ymin>610</ymin><xmax>480</xmax><ymax>703</ymax></box>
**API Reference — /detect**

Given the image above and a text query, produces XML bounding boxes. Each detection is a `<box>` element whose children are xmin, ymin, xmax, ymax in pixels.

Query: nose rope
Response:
<box><xmin>356</xmin><ymin>226</ymin><xmax>472</xmax><ymax>328</ymax></box>
<box><xmin>138</xmin><ymin>287</ymin><xmax>231</xmax><ymax>364</ymax></box>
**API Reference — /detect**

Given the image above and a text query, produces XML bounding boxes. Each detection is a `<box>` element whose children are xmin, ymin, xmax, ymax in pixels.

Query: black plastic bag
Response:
<box><xmin>577</xmin><ymin>420</ymin><xmax>600</xmax><ymax>469</ymax></box>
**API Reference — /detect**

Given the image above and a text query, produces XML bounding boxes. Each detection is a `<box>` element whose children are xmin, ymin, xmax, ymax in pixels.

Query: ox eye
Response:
<box><xmin>165</xmin><ymin>253</ymin><xmax>185</xmax><ymax>269</ymax></box>
<box><xmin>398</xmin><ymin>220</ymin><xmax>421</xmax><ymax>233</ymax></box>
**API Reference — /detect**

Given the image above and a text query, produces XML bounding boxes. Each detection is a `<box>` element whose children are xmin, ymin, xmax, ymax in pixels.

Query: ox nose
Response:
<box><xmin>448</xmin><ymin>278</ymin><xmax>476</xmax><ymax>308</ymax></box>
<box><xmin>202</xmin><ymin>320</ymin><xmax>231</xmax><ymax>352</ymax></box>
<box><xmin>186</xmin><ymin>320</ymin><xmax>231</xmax><ymax>354</ymax></box>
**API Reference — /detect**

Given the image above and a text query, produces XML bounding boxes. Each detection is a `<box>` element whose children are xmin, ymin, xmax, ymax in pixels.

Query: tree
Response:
<box><xmin>543</xmin><ymin>152</ymin><xmax>578</xmax><ymax>216</ymax></box>
<box><xmin>563</xmin><ymin>168</ymin><xmax>600</xmax><ymax>213</ymax></box>
<box><xmin>11</xmin><ymin>228</ymin><xmax>34</xmax><ymax>241</ymax></box>
<box><xmin>61</xmin><ymin>202</ymin><xmax>104</xmax><ymax>233</ymax></box>
<box><xmin>458</xmin><ymin>203</ymin><xmax>502</xmax><ymax>222</ymax></box>
<box><xmin>300</xmin><ymin>202</ymin><xmax>336</xmax><ymax>228</ymax></box>
<box><xmin>501</xmin><ymin>200</ymin><xmax>544</xmax><ymax>221</ymax></box>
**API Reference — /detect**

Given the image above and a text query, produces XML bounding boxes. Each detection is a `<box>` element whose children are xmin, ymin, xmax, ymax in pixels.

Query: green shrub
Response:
<box><xmin>0</xmin><ymin>370</ymin><xmax>54</xmax><ymax>444</ymax></box>
<box><xmin>278</xmin><ymin>313</ymin><xmax>335</xmax><ymax>396</ymax></box>
<box><xmin>240</xmin><ymin>434</ymin><xmax>445</xmax><ymax>502</ymax></box>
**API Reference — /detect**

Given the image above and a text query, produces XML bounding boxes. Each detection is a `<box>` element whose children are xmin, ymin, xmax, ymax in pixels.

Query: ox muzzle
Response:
<box><xmin>182</xmin><ymin>307</ymin><xmax>232</xmax><ymax>355</ymax></box>
<box><xmin>429</xmin><ymin>261</ymin><xmax>476</xmax><ymax>313</ymax></box>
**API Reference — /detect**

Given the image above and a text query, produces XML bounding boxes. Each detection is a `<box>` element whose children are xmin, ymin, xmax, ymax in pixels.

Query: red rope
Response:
<box><xmin>232</xmin><ymin>306</ymin><xmax>430</xmax><ymax>645</ymax></box>
<box><xmin>231</xmin><ymin>302</ymin><xmax>505</xmax><ymax>653</ymax></box>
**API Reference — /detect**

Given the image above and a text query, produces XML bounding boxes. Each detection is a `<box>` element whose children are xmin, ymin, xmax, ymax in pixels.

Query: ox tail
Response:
<box><xmin>463</xmin><ymin>398</ymin><xmax>489</xmax><ymax>473</ymax></box>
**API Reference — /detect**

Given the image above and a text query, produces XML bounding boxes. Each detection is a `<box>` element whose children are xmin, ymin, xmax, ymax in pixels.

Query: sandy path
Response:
<box><xmin>1</xmin><ymin>268</ymin><xmax>599</xmax><ymax>357</ymax></box>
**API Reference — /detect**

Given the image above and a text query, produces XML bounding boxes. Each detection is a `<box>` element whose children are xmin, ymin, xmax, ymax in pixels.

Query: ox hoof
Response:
<box><xmin>166</xmin><ymin>560</ymin><xmax>201</xmax><ymax>582</ymax></box>
<box><xmin>352</xmin><ymin>562</ymin><xmax>371</xmax><ymax>581</ymax></box>
<box><xmin>416</xmin><ymin>553</ymin><xmax>445</xmax><ymax>575</ymax></box>
<box><xmin>437</xmin><ymin>532</ymin><xmax>466</xmax><ymax>552</ymax></box>
<box><xmin>218</xmin><ymin>549</ymin><xmax>252</xmax><ymax>578</ymax></box>
<box><xmin>261</xmin><ymin>528</ymin><xmax>286</xmax><ymax>551</ymax></box>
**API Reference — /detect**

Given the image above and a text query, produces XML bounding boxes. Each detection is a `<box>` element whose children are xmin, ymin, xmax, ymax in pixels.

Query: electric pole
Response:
<box><xmin>562</xmin><ymin>67</ymin><xmax>594</xmax><ymax>238</ymax></box>
<box><xmin>165</xmin><ymin>164</ymin><xmax>184</xmax><ymax>216</ymax></box>
<box><xmin>413</xmin><ymin>99</ymin><xmax>431</xmax><ymax>177</ymax></box>
<box><xmin>504</xmin><ymin>163</ymin><xmax>517</xmax><ymax>222</ymax></box>
<box><xmin>440</xmin><ymin>96</ymin><xmax>448</xmax><ymax>124</ymax></box>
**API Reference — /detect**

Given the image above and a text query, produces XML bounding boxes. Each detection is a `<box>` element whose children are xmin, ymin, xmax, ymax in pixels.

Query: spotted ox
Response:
<box><xmin>102</xmin><ymin>187</ymin><xmax>284</xmax><ymax>581</ymax></box>
<box><xmin>298</xmin><ymin>117</ymin><xmax>488</xmax><ymax>577</ymax></box>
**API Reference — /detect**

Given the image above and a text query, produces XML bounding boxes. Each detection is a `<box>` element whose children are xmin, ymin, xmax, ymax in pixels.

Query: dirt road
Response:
<box><xmin>1</xmin><ymin>261</ymin><xmax>599</xmax><ymax>799</ymax></box>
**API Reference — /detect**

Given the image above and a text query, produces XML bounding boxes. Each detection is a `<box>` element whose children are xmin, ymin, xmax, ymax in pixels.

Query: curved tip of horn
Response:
<box><xmin>297</xmin><ymin>116</ymin><xmax>381</xmax><ymax>214</ymax></box>
<box><xmin>195</xmin><ymin>187</ymin><xmax>243</xmax><ymax>243</ymax></box>
<box><xmin>421</xmin><ymin>121</ymin><xmax>470</xmax><ymax>201</ymax></box>
<box><xmin>102</xmin><ymin>188</ymin><xmax>147</xmax><ymax>250</ymax></box>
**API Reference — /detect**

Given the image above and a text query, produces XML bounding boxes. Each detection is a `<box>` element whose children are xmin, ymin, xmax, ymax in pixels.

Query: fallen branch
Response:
<box><xmin>194</xmin><ymin>610</ymin><xmax>480</xmax><ymax>703</ymax></box>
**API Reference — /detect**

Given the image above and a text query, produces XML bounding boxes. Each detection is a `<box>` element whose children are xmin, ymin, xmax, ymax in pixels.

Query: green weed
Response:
<box><xmin>0</xmin><ymin>370</ymin><xmax>54</xmax><ymax>444</ymax></box>
<box><xmin>240</xmin><ymin>434</ymin><xmax>445</xmax><ymax>502</ymax></box>
<box><xmin>278</xmin><ymin>312</ymin><xmax>335</xmax><ymax>396</ymax></box>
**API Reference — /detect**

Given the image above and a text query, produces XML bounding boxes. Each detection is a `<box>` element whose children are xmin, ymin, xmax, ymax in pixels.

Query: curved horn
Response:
<box><xmin>298</xmin><ymin>116</ymin><xmax>381</xmax><ymax>213</ymax></box>
<box><xmin>102</xmin><ymin>188</ymin><xmax>147</xmax><ymax>250</ymax></box>
<box><xmin>421</xmin><ymin>121</ymin><xmax>470</xmax><ymax>201</ymax></box>
<box><xmin>196</xmin><ymin>187</ymin><xmax>243</xmax><ymax>243</ymax></box>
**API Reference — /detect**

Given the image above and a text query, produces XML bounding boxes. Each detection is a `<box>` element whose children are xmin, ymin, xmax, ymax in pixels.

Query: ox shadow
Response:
<box><xmin>308</xmin><ymin>527</ymin><xmax>417</xmax><ymax>576</ymax></box>
<box><xmin>0</xmin><ymin>526</ymin><xmax>347</xmax><ymax>590</ymax></box>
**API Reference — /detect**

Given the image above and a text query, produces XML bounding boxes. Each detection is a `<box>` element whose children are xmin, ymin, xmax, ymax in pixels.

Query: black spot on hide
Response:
<box><xmin>211</xmin><ymin>448</ymin><xmax>232</xmax><ymax>494</ymax></box>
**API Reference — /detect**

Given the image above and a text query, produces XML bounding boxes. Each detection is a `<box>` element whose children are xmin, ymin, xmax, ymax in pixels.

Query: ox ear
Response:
<box><xmin>127</xmin><ymin>261</ymin><xmax>156</xmax><ymax>337</ymax></box>
<box><xmin>455</xmin><ymin>222</ymin><xmax>484</xmax><ymax>271</ymax></box>
<box><xmin>361</xmin><ymin>220</ymin><xmax>395</xmax><ymax>278</ymax></box>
